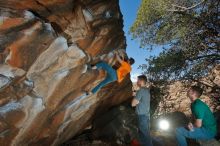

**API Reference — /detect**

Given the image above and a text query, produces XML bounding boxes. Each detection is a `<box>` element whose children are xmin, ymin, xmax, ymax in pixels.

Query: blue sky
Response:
<box><xmin>119</xmin><ymin>0</ymin><xmax>162</xmax><ymax>81</ymax></box>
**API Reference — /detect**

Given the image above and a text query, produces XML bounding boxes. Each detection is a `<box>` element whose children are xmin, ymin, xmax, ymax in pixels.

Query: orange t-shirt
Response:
<box><xmin>116</xmin><ymin>61</ymin><xmax>131</xmax><ymax>83</ymax></box>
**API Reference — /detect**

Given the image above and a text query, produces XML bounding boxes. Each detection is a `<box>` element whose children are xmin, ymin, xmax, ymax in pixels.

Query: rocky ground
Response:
<box><xmin>62</xmin><ymin>102</ymin><xmax>220</xmax><ymax>146</ymax></box>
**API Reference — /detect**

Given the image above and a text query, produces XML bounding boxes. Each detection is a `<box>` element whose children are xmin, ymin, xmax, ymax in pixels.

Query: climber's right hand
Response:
<box><xmin>117</xmin><ymin>49</ymin><xmax>126</xmax><ymax>59</ymax></box>
<box><xmin>116</xmin><ymin>50</ymin><xmax>126</xmax><ymax>63</ymax></box>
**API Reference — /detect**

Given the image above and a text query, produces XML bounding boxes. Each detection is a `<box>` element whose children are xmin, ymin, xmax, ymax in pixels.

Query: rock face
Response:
<box><xmin>61</xmin><ymin>102</ymin><xmax>139</xmax><ymax>146</ymax></box>
<box><xmin>0</xmin><ymin>0</ymin><xmax>132</xmax><ymax>145</ymax></box>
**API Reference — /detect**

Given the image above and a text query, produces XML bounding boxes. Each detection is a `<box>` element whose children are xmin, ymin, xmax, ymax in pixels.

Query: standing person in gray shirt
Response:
<box><xmin>132</xmin><ymin>75</ymin><xmax>153</xmax><ymax>146</ymax></box>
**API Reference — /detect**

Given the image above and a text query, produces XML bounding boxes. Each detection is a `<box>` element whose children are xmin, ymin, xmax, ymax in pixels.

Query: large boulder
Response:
<box><xmin>0</xmin><ymin>0</ymin><xmax>132</xmax><ymax>145</ymax></box>
<box><xmin>92</xmin><ymin>102</ymin><xmax>139</xmax><ymax>145</ymax></box>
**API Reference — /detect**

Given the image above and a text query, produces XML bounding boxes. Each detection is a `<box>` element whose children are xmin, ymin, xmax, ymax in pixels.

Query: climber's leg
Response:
<box><xmin>95</xmin><ymin>62</ymin><xmax>117</xmax><ymax>80</ymax></box>
<box><xmin>91</xmin><ymin>62</ymin><xmax>117</xmax><ymax>94</ymax></box>
<box><xmin>91</xmin><ymin>75</ymin><xmax>112</xmax><ymax>94</ymax></box>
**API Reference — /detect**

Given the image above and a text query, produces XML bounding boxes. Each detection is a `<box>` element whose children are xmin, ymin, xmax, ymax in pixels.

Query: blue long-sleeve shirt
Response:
<box><xmin>135</xmin><ymin>87</ymin><xmax>150</xmax><ymax>115</ymax></box>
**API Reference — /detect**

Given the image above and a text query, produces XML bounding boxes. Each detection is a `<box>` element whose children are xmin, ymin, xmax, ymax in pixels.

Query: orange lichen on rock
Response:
<box><xmin>5</xmin><ymin>22</ymin><xmax>43</xmax><ymax>69</ymax></box>
<box><xmin>0</xmin><ymin>17</ymin><xmax>25</xmax><ymax>30</ymax></box>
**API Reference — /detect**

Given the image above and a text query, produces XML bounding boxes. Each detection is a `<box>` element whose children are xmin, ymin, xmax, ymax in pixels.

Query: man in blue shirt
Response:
<box><xmin>132</xmin><ymin>75</ymin><xmax>153</xmax><ymax>146</ymax></box>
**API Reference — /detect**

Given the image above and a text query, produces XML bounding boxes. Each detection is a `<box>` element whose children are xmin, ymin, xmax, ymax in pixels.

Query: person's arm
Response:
<box><xmin>131</xmin><ymin>98</ymin><xmax>139</xmax><ymax>107</ymax></box>
<box><xmin>194</xmin><ymin>119</ymin><xmax>202</xmax><ymax>128</ymax></box>
<box><xmin>188</xmin><ymin>119</ymin><xmax>202</xmax><ymax>131</ymax></box>
<box><xmin>192</xmin><ymin>104</ymin><xmax>204</xmax><ymax>128</ymax></box>
<box><xmin>131</xmin><ymin>90</ymin><xmax>142</xmax><ymax>107</ymax></box>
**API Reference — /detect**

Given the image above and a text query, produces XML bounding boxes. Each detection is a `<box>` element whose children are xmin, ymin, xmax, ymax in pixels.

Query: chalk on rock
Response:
<box><xmin>24</xmin><ymin>10</ymin><xmax>35</xmax><ymax>20</ymax></box>
<box><xmin>0</xmin><ymin>101</ymin><xmax>22</xmax><ymax>116</ymax></box>
<box><xmin>0</xmin><ymin>74</ymin><xmax>11</xmax><ymax>91</ymax></box>
<box><xmin>44</xmin><ymin>23</ymin><xmax>54</xmax><ymax>32</ymax></box>
<box><xmin>24</xmin><ymin>80</ymin><xmax>34</xmax><ymax>88</ymax></box>
<box><xmin>0</xmin><ymin>65</ymin><xmax>26</xmax><ymax>78</ymax></box>
<box><xmin>104</xmin><ymin>11</ymin><xmax>114</xmax><ymax>19</ymax></box>
<box><xmin>82</xmin><ymin>9</ymin><xmax>94</xmax><ymax>22</ymax></box>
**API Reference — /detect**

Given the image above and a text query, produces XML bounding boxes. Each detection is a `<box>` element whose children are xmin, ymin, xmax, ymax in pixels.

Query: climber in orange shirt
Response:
<box><xmin>116</xmin><ymin>55</ymin><xmax>132</xmax><ymax>83</ymax></box>
<box><xmin>89</xmin><ymin>54</ymin><xmax>135</xmax><ymax>94</ymax></box>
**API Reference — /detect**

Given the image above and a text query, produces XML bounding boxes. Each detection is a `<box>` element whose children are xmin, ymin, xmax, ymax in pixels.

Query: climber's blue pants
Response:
<box><xmin>91</xmin><ymin>62</ymin><xmax>117</xmax><ymax>94</ymax></box>
<box><xmin>175</xmin><ymin>127</ymin><xmax>216</xmax><ymax>146</ymax></box>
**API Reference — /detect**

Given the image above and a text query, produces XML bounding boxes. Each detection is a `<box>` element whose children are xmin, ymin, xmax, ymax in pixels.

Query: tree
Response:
<box><xmin>130</xmin><ymin>0</ymin><xmax>220</xmax><ymax>83</ymax></box>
